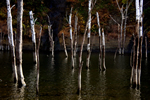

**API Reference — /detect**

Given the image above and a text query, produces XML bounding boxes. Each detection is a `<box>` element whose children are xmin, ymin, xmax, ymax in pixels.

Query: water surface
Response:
<box><xmin>0</xmin><ymin>51</ymin><xmax>150</xmax><ymax>99</ymax></box>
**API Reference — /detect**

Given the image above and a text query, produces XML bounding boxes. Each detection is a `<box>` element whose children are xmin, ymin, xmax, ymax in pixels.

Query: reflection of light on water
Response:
<box><xmin>28</xmin><ymin>64</ymin><xmax>37</xmax><ymax>94</ymax></box>
<box><xmin>74</xmin><ymin>57</ymin><xmax>77</xmax><ymax>67</ymax></box>
<box><xmin>63</xmin><ymin>57</ymin><xmax>68</xmax><ymax>64</ymax></box>
<box><xmin>11</xmin><ymin>84</ymin><xmax>25</xmax><ymax>99</ymax></box>
<box><xmin>72</xmin><ymin>68</ymin><xmax>74</xmax><ymax>75</ymax></box>
<box><xmin>99</xmin><ymin>70</ymin><xmax>106</xmax><ymax>98</ymax></box>
<box><xmin>78</xmin><ymin>93</ymin><xmax>82</xmax><ymax>100</ymax></box>
<box><xmin>85</xmin><ymin>69</ymin><xmax>90</xmax><ymax>92</ymax></box>
<box><xmin>130</xmin><ymin>88</ymin><xmax>141</xmax><ymax>100</ymax></box>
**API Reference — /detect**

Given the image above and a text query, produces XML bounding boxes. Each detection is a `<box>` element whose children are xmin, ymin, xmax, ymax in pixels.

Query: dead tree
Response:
<box><xmin>16</xmin><ymin>0</ymin><xmax>26</xmax><ymax>86</ymax></box>
<box><xmin>130</xmin><ymin>0</ymin><xmax>143</xmax><ymax>88</ymax></box>
<box><xmin>78</xmin><ymin>0</ymin><xmax>96</xmax><ymax>94</ymax></box>
<box><xmin>96</xmin><ymin>12</ymin><xmax>102</xmax><ymax>70</ymax></box>
<box><xmin>122</xmin><ymin>0</ymin><xmax>133</xmax><ymax>54</ymax></box>
<box><xmin>6</xmin><ymin>0</ymin><xmax>18</xmax><ymax>83</ymax></box>
<box><xmin>78</xmin><ymin>16</ymin><xmax>89</xmax><ymax>95</ymax></box>
<box><xmin>29</xmin><ymin>11</ymin><xmax>37</xmax><ymax>63</ymax></box>
<box><xmin>112</xmin><ymin>0</ymin><xmax>133</xmax><ymax>54</ymax></box>
<box><xmin>102</xmin><ymin>28</ymin><xmax>106</xmax><ymax>70</ymax></box>
<box><xmin>73</xmin><ymin>13</ymin><xmax>78</xmax><ymax>57</ymax></box>
<box><xmin>47</xmin><ymin>15</ymin><xmax>54</xmax><ymax>57</ymax></box>
<box><xmin>62</xmin><ymin>33</ymin><xmax>68</xmax><ymax>57</ymax></box>
<box><xmin>86</xmin><ymin>0</ymin><xmax>92</xmax><ymax>68</ymax></box>
<box><xmin>69</xmin><ymin>7</ymin><xmax>74</xmax><ymax>68</ymax></box>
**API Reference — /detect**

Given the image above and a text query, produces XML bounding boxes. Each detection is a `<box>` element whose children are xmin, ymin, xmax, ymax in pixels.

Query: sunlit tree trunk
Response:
<box><xmin>62</xmin><ymin>33</ymin><xmax>68</xmax><ymax>57</ymax></box>
<box><xmin>69</xmin><ymin>7</ymin><xmax>74</xmax><ymax>68</ymax></box>
<box><xmin>137</xmin><ymin>0</ymin><xmax>143</xmax><ymax>86</ymax></box>
<box><xmin>131</xmin><ymin>0</ymin><xmax>143</xmax><ymax>88</ymax></box>
<box><xmin>16</xmin><ymin>0</ymin><xmax>26</xmax><ymax>86</ymax></box>
<box><xmin>29</xmin><ymin>11</ymin><xmax>37</xmax><ymax>63</ymax></box>
<box><xmin>86</xmin><ymin>0</ymin><xmax>92</xmax><ymax>68</ymax></box>
<box><xmin>6</xmin><ymin>0</ymin><xmax>18</xmax><ymax>83</ymax></box>
<box><xmin>96</xmin><ymin>12</ymin><xmax>102</xmax><ymax>70</ymax></box>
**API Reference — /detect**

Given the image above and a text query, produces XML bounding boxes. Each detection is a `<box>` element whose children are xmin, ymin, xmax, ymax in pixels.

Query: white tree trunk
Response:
<box><xmin>62</xmin><ymin>33</ymin><xmax>68</xmax><ymax>57</ymax></box>
<box><xmin>16</xmin><ymin>0</ymin><xmax>26</xmax><ymax>86</ymax></box>
<box><xmin>131</xmin><ymin>0</ymin><xmax>143</xmax><ymax>87</ymax></box>
<box><xmin>48</xmin><ymin>25</ymin><xmax>54</xmax><ymax>57</ymax></box>
<box><xmin>6</xmin><ymin>0</ymin><xmax>18</xmax><ymax>83</ymax></box>
<box><xmin>96</xmin><ymin>12</ymin><xmax>102</xmax><ymax>70</ymax></box>
<box><xmin>69</xmin><ymin>7</ymin><xmax>74</xmax><ymax>68</ymax></box>
<box><xmin>102</xmin><ymin>28</ymin><xmax>106</xmax><ymax>70</ymax></box>
<box><xmin>86</xmin><ymin>0</ymin><xmax>92</xmax><ymax>68</ymax></box>
<box><xmin>29</xmin><ymin>11</ymin><xmax>37</xmax><ymax>63</ymax></box>
<box><xmin>74</xmin><ymin>14</ymin><xmax>78</xmax><ymax>57</ymax></box>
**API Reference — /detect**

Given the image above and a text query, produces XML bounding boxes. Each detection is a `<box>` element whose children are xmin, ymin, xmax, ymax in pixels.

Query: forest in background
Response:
<box><xmin>0</xmin><ymin>0</ymin><xmax>150</xmax><ymax>40</ymax></box>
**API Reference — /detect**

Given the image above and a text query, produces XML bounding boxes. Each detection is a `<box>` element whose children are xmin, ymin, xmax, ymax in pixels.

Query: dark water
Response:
<box><xmin>0</xmin><ymin>51</ymin><xmax>150</xmax><ymax>100</ymax></box>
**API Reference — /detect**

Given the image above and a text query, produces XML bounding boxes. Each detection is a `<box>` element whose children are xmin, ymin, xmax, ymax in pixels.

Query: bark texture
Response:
<box><xmin>29</xmin><ymin>11</ymin><xmax>37</xmax><ymax>63</ymax></box>
<box><xmin>16</xmin><ymin>0</ymin><xmax>26</xmax><ymax>86</ymax></box>
<box><xmin>6</xmin><ymin>0</ymin><xmax>18</xmax><ymax>83</ymax></box>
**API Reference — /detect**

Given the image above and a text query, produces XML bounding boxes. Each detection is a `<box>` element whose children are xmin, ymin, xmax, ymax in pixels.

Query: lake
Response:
<box><xmin>0</xmin><ymin>51</ymin><xmax>150</xmax><ymax>99</ymax></box>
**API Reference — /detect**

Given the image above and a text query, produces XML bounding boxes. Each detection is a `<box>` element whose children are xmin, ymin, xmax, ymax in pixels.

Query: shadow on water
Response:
<box><xmin>0</xmin><ymin>51</ymin><xmax>150</xmax><ymax>99</ymax></box>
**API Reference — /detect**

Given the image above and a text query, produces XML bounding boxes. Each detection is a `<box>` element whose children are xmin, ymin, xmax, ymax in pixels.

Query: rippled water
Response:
<box><xmin>0</xmin><ymin>51</ymin><xmax>150</xmax><ymax>99</ymax></box>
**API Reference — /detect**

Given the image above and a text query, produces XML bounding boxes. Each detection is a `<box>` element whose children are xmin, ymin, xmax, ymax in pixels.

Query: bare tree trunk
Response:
<box><xmin>6</xmin><ymin>0</ymin><xmax>18</xmax><ymax>83</ymax></box>
<box><xmin>120</xmin><ymin>12</ymin><xmax>124</xmax><ymax>54</ymax></box>
<box><xmin>47</xmin><ymin>15</ymin><xmax>54</xmax><ymax>57</ymax></box>
<box><xmin>29</xmin><ymin>11</ymin><xmax>37</xmax><ymax>63</ymax></box>
<box><xmin>102</xmin><ymin>28</ymin><xmax>106</xmax><ymax>70</ymax></box>
<box><xmin>79</xmin><ymin>20</ymin><xmax>88</xmax><ymax>64</ymax></box>
<box><xmin>16</xmin><ymin>0</ymin><xmax>26</xmax><ymax>86</ymax></box>
<box><xmin>123</xmin><ymin>12</ymin><xmax>127</xmax><ymax>55</ymax></box>
<box><xmin>62</xmin><ymin>33</ymin><xmax>68</xmax><ymax>57</ymax></box>
<box><xmin>74</xmin><ymin>13</ymin><xmax>78</xmax><ymax>57</ymax></box>
<box><xmin>69</xmin><ymin>7</ymin><xmax>74</xmax><ymax>68</ymax></box>
<box><xmin>86</xmin><ymin>0</ymin><xmax>92</xmax><ymax>68</ymax></box>
<box><xmin>122</xmin><ymin>0</ymin><xmax>133</xmax><ymax>54</ymax></box>
<box><xmin>96</xmin><ymin>12</ymin><xmax>102</xmax><ymax>70</ymax></box>
<box><xmin>48</xmin><ymin>25</ymin><xmax>54</xmax><ymax>57</ymax></box>
<box><xmin>51</xmin><ymin>30</ymin><xmax>54</xmax><ymax>57</ymax></box>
